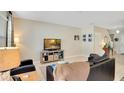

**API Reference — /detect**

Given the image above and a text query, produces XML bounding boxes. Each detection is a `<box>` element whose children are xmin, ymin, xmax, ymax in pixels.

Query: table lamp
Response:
<box><xmin>0</xmin><ymin>47</ymin><xmax>20</xmax><ymax>80</ymax></box>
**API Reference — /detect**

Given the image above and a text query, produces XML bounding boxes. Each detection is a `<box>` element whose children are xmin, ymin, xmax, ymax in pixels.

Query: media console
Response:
<box><xmin>40</xmin><ymin>50</ymin><xmax>64</xmax><ymax>64</ymax></box>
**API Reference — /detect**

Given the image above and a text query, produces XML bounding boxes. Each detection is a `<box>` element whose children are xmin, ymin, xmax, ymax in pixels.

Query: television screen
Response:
<box><xmin>44</xmin><ymin>39</ymin><xmax>61</xmax><ymax>50</ymax></box>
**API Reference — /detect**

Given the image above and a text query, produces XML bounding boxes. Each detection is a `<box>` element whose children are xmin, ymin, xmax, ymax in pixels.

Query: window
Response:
<box><xmin>0</xmin><ymin>11</ymin><xmax>14</xmax><ymax>47</ymax></box>
<box><xmin>0</xmin><ymin>11</ymin><xmax>7</xmax><ymax>47</ymax></box>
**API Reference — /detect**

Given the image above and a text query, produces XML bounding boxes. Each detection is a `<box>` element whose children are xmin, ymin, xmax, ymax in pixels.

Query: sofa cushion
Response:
<box><xmin>47</xmin><ymin>62</ymin><xmax>90</xmax><ymax>81</ymax></box>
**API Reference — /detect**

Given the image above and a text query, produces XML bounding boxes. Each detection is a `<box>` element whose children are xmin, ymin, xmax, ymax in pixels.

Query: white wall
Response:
<box><xmin>81</xmin><ymin>26</ymin><xmax>111</xmax><ymax>57</ymax></box>
<box><xmin>14</xmin><ymin>18</ymin><xmax>83</xmax><ymax>62</ymax></box>
<box><xmin>109</xmin><ymin>29</ymin><xmax>124</xmax><ymax>54</ymax></box>
<box><xmin>14</xmin><ymin>18</ymin><xmax>111</xmax><ymax>63</ymax></box>
<box><xmin>81</xmin><ymin>26</ymin><xmax>94</xmax><ymax>57</ymax></box>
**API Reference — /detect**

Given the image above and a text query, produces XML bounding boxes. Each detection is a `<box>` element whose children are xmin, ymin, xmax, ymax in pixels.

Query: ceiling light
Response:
<box><xmin>116</xmin><ymin>30</ymin><xmax>120</xmax><ymax>34</ymax></box>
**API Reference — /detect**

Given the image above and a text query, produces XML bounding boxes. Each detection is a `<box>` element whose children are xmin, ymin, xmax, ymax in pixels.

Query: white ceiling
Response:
<box><xmin>13</xmin><ymin>11</ymin><xmax>124</xmax><ymax>29</ymax></box>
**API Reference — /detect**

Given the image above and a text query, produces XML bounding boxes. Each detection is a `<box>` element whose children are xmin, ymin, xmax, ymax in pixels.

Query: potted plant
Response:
<box><xmin>103</xmin><ymin>42</ymin><xmax>111</xmax><ymax>57</ymax></box>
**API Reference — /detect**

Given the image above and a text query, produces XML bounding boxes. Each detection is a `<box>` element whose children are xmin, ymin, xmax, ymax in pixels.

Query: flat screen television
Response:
<box><xmin>44</xmin><ymin>39</ymin><xmax>61</xmax><ymax>50</ymax></box>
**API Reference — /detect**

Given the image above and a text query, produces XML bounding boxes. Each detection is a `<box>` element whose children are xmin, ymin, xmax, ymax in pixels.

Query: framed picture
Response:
<box><xmin>82</xmin><ymin>34</ymin><xmax>86</xmax><ymax>42</ymax></box>
<box><xmin>88</xmin><ymin>34</ymin><xmax>92</xmax><ymax>42</ymax></box>
<box><xmin>83</xmin><ymin>39</ymin><xmax>86</xmax><ymax>42</ymax></box>
<box><xmin>83</xmin><ymin>34</ymin><xmax>86</xmax><ymax>37</ymax></box>
<box><xmin>88</xmin><ymin>34</ymin><xmax>92</xmax><ymax>37</ymax></box>
<box><xmin>88</xmin><ymin>38</ymin><xmax>92</xmax><ymax>42</ymax></box>
<box><xmin>74</xmin><ymin>35</ymin><xmax>80</xmax><ymax>40</ymax></box>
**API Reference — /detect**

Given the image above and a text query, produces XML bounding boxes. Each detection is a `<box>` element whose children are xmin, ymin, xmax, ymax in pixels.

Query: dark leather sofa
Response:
<box><xmin>46</xmin><ymin>58</ymin><xmax>115</xmax><ymax>81</ymax></box>
<box><xmin>10</xmin><ymin>59</ymin><xmax>36</xmax><ymax>81</ymax></box>
<box><xmin>87</xmin><ymin>58</ymin><xmax>115</xmax><ymax>81</ymax></box>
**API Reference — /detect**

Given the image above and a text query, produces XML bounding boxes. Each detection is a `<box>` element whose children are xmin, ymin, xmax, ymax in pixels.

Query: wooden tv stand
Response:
<box><xmin>40</xmin><ymin>50</ymin><xmax>64</xmax><ymax>64</ymax></box>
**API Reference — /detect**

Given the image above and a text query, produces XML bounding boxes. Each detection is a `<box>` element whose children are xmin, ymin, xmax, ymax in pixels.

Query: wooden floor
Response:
<box><xmin>114</xmin><ymin>54</ymin><xmax>124</xmax><ymax>81</ymax></box>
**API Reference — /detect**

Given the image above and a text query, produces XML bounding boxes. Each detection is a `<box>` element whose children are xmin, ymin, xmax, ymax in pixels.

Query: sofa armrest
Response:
<box><xmin>87</xmin><ymin>58</ymin><xmax>115</xmax><ymax>81</ymax></box>
<box><xmin>20</xmin><ymin>59</ymin><xmax>33</xmax><ymax>66</ymax></box>
<box><xmin>10</xmin><ymin>65</ymin><xmax>36</xmax><ymax>76</ymax></box>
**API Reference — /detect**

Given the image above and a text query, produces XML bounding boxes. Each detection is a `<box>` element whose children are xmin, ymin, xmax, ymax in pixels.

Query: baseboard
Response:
<box><xmin>65</xmin><ymin>55</ymin><xmax>86</xmax><ymax>59</ymax></box>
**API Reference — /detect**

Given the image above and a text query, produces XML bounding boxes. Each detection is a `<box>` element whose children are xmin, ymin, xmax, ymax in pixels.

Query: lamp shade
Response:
<box><xmin>0</xmin><ymin>47</ymin><xmax>20</xmax><ymax>71</ymax></box>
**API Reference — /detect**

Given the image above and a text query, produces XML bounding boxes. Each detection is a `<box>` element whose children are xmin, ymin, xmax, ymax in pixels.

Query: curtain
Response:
<box><xmin>6</xmin><ymin>11</ymin><xmax>14</xmax><ymax>47</ymax></box>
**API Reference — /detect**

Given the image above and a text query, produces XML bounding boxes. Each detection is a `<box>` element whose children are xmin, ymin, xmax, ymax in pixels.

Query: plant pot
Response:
<box><xmin>103</xmin><ymin>48</ymin><xmax>110</xmax><ymax>57</ymax></box>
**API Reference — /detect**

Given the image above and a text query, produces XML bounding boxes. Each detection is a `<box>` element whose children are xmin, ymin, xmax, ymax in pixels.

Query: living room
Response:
<box><xmin>0</xmin><ymin>11</ymin><xmax>124</xmax><ymax>81</ymax></box>
<box><xmin>1</xmin><ymin>0</ymin><xmax>124</xmax><ymax>92</ymax></box>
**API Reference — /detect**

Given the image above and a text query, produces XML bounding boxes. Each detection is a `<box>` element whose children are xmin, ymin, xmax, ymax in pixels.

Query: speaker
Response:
<box><xmin>44</xmin><ymin>56</ymin><xmax>48</xmax><ymax>61</ymax></box>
